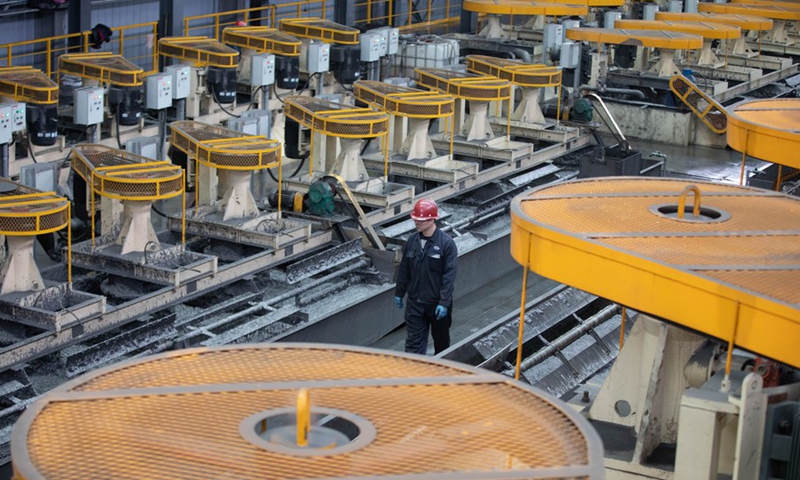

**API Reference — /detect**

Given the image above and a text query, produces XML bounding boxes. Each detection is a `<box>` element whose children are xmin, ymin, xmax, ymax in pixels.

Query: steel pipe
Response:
<box><xmin>519</xmin><ymin>304</ymin><xmax>619</xmax><ymax>371</ymax></box>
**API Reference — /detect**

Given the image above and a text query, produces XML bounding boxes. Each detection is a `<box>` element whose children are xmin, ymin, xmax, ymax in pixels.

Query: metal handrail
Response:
<box><xmin>0</xmin><ymin>21</ymin><xmax>159</xmax><ymax>79</ymax></box>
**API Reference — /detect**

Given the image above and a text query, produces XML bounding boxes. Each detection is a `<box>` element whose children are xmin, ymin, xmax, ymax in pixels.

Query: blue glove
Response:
<box><xmin>435</xmin><ymin>305</ymin><xmax>448</xmax><ymax>320</ymax></box>
<box><xmin>394</xmin><ymin>296</ymin><xmax>404</xmax><ymax>309</ymax></box>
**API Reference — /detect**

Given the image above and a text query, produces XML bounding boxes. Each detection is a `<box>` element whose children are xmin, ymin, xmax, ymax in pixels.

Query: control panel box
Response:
<box><xmin>360</xmin><ymin>32</ymin><xmax>382</xmax><ymax>62</ymax></box>
<box><xmin>228</xmin><ymin>117</ymin><xmax>259</xmax><ymax>136</ymax></box>
<box><xmin>0</xmin><ymin>105</ymin><xmax>12</xmax><ymax>144</ymax></box>
<box><xmin>146</xmin><ymin>73</ymin><xmax>173</xmax><ymax>110</ymax></box>
<box><xmin>382</xmin><ymin>27</ymin><xmax>399</xmax><ymax>55</ymax></box>
<box><xmin>74</xmin><ymin>86</ymin><xmax>104</xmax><ymax>126</ymax></box>
<box><xmin>303</xmin><ymin>42</ymin><xmax>330</xmax><ymax>74</ymax></box>
<box><xmin>543</xmin><ymin>24</ymin><xmax>564</xmax><ymax>52</ymax></box>
<box><xmin>165</xmin><ymin>65</ymin><xmax>191</xmax><ymax>100</ymax></box>
<box><xmin>126</xmin><ymin>136</ymin><xmax>159</xmax><ymax>159</ymax></box>
<box><xmin>2</xmin><ymin>102</ymin><xmax>25</xmax><ymax>133</ymax></box>
<box><xmin>241</xmin><ymin>109</ymin><xmax>271</xmax><ymax>137</ymax></box>
<box><xmin>251</xmin><ymin>53</ymin><xmax>276</xmax><ymax>87</ymax></box>
<box><xmin>560</xmin><ymin>42</ymin><xmax>580</xmax><ymax>69</ymax></box>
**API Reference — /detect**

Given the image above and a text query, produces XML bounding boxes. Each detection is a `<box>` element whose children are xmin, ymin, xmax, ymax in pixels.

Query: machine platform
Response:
<box><xmin>466</xmin><ymin>55</ymin><xmax>580</xmax><ymax>143</ymax></box>
<box><xmin>168</xmin><ymin>120</ymin><xmax>316</xmax><ymax>249</ymax></box>
<box><xmin>353</xmin><ymin>80</ymin><xmax>480</xmax><ymax>183</ymax></box>
<box><xmin>510</xmin><ymin>177</ymin><xmax>800</xmax><ymax>368</ymax></box>
<box><xmin>0</xmin><ymin>178</ymin><xmax>105</xmax><ymax>331</ymax></box>
<box><xmin>613</xmin><ymin>19</ymin><xmax>747</xmax><ymax>84</ymax></box>
<box><xmin>463</xmin><ymin>0</ymin><xmax>589</xmax><ymax>38</ymax></box>
<box><xmin>11</xmin><ymin>344</ymin><xmax>604</xmax><ymax>479</ymax></box>
<box><xmin>462</xmin><ymin>0</ymin><xmax>592</xmax><ymax>15</ymax></box>
<box><xmin>699</xmin><ymin>3</ymin><xmax>800</xmax><ymax>49</ymax></box>
<box><xmin>727</xmin><ymin>98</ymin><xmax>800</xmax><ymax>191</ymax></box>
<box><xmin>58</xmin><ymin>53</ymin><xmax>143</xmax><ymax>87</ymax></box>
<box><xmin>70</xmin><ymin>144</ymin><xmax>217</xmax><ymax>287</ymax></box>
<box><xmin>654</xmin><ymin>12</ymin><xmax>788</xmax><ymax>69</ymax></box>
<box><xmin>158</xmin><ymin>36</ymin><xmax>239</xmax><ymax>67</ymax></box>
<box><xmin>416</xmin><ymin>68</ymin><xmax>533</xmax><ymax>162</ymax></box>
<box><xmin>566</xmin><ymin>28</ymin><xmax>706</xmax><ymax>91</ymax></box>
<box><xmin>0</xmin><ymin>66</ymin><xmax>58</xmax><ymax>104</ymax></box>
<box><xmin>221</xmin><ymin>27</ymin><xmax>302</xmax><ymax>56</ymax></box>
<box><xmin>278</xmin><ymin>18</ymin><xmax>359</xmax><ymax>44</ymax></box>
<box><xmin>283</xmin><ymin>95</ymin><xmax>414</xmax><ymax>208</ymax></box>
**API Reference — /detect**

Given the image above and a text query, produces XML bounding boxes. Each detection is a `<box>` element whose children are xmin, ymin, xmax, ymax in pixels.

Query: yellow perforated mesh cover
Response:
<box><xmin>510</xmin><ymin>177</ymin><xmax>800</xmax><ymax>367</ymax></box>
<box><xmin>416</xmin><ymin>68</ymin><xmax>511</xmax><ymax>101</ymax></box>
<box><xmin>222</xmin><ymin>27</ymin><xmax>302</xmax><ymax>56</ymax></box>
<box><xmin>284</xmin><ymin>96</ymin><xmax>389</xmax><ymax>137</ymax></box>
<box><xmin>727</xmin><ymin>98</ymin><xmax>800</xmax><ymax>168</ymax></box>
<box><xmin>0</xmin><ymin>67</ymin><xmax>58</xmax><ymax>104</ymax></box>
<box><xmin>12</xmin><ymin>345</ymin><xmax>602</xmax><ymax>480</ymax></box>
<box><xmin>0</xmin><ymin>179</ymin><xmax>69</xmax><ymax>235</ymax></box>
<box><xmin>279</xmin><ymin>18</ymin><xmax>359</xmax><ymax>44</ymax></box>
<box><xmin>466</xmin><ymin>56</ymin><xmax>562</xmax><ymax>88</ymax></box>
<box><xmin>170</xmin><ymin>121</ymin><xmax>281</xmax><ymax>169</ymax></box>
<box><xmin>58</xmin><ymin>53</ymin><xmax>144</xmax><ymax>86</ymax></box>
<box><xmin>159</xmin><ymin>37</ymin><xmax>239</xmax><ymax>67</ymax></box>
<box><xmin>353</xmin><ymin>80</ymin><xmax>454</xmax><ymax>118</ymax></box>
<box><xmin>71</xmin><ymin>144</ymin><xmax>184</xmax><ymax>201</ymax></box>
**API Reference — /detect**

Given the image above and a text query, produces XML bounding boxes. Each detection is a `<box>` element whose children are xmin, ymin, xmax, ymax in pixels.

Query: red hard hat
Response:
<box><xmin>235</xmin><ymin>20</ymin><xmax>247</xmax><ymax>26</ymax></box>
<box><xmin>410</xmin><ymin>199</ymin><xmax>438</xmax><ymax>220</ymax></box>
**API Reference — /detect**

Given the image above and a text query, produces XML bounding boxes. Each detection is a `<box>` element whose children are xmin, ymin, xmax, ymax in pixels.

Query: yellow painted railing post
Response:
<box><xmin>514</xmin><ymin>238</ymin><xmax>531</xmax><ymax>381</ymax></box>
<box><xmin>181</xmin><ymin>171</ymin><xmax>186</xmax><ymax>250</ymax></box>
<box><xmin>278</xmin><ymin>155</ymin><xmax>283</xmax><ymax>213</ymax></box>
<box><xmin>119</xmin><ymin>29</ymin><xmax>125</xmax><ymax>56</ymax></box>
<box><xmin>67</xmin><ymin>203</ymin><xmax>72</xmax><ymax>284</ymax></box>
<box><xmin>619</xmin><ymin>307</ymin><xmax>626</xmax><ymax>349</ymax></box>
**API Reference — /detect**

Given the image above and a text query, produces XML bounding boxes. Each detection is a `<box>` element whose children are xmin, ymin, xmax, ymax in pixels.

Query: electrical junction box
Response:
<box><xmin>241</xmin><ymin>109</ymin><xmax>271</xmax><ymax>137</ymax></box>
<box><xmin>561</xmin><ymin>19</ymin><xmax>580</xmax><ymax>42</ymax></box>
<box><xmin>360</xmin><ymin>32</ymin><xmax>382</xmax><ymax>62</ymax></box>
<box><xmin>146</xmin><ymin>73</ymin><xmax>173</xmax><ymax>110</ymax></box>
<box><xmin>543</xmin><ymin>24</ymin><xmax>564</xmax><ymax>52</ymax></box>
<box><xmin>2</xmin><ymin>102</ymin><xmax>25</xmax><ymax>133</ymax></box>
<box><xmin>126</xmin><ymin>136</ymin><xmax>159</xmax><ymax>159</ymax></box>
<box><xmin>372</xmin><ymin>29</ymin><xmax>388</xmax><ymax>56</ymax></box>
<box><xmin>228</xmin><ymin>117</ymin><xmax>259</xmax><ymax>135</ymax></box>
<box><xmin>377</xmin><ymin>27</ymin><xmax>399</xmax><ymax>55</ymax></box>
<box><xmin>560</xmin><ymin>42</ymin><xmax>581</xmax><ymax>69</ymax></box>
<box><xmin>305</xmin><ymin>42</ymin><xmax>330</xmax><ymax>74</ymax></box>
<box><xmin>643</xmin><ymin>3</ymin><xmax>659</xmax><ymax>20</ymax></box>
<box><xmin>251</xmin><ymin>53</ymin><xmax>276</xmax><ymax>87</ymax></box>
<box><xmin>604</xmin><ymin>11</ymin><xmax>622</xmax><ymax>28</ymax></box>
<box><xmin>74</xmin><ymin>86</ymin><xmax>104</xmax><ymax>126</ymax></box>
<box><xmin>165</xmin><ymin>65</ymin><xmax>190</xmax><ymax>100</ymax></box>
<box><xmin>20</xmin><ymin>162</ymin><xmax>59</xmax><ymax>192</ymax></box>
<box><xmin>0</xmin><ymin>105</ymin><xmax>12</xmax><ymax>144</ymax></box>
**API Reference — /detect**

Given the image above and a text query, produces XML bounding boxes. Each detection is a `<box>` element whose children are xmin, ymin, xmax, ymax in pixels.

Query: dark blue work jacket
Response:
<box><xmin>395</xmin><ymin>228</ymin><xmax>458</xmax><ymax>307</ymax></box>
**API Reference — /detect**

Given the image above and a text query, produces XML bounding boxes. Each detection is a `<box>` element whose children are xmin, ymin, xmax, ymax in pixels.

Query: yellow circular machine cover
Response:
<box><xmin>11</xmin><ymin>344</ymin><xmax>604</xmax><ymax>479</ymax></box>
<box><xmin>511</xmin><ymin>178</ymin><xmax>800</xmax><ymax>368</ymax></box>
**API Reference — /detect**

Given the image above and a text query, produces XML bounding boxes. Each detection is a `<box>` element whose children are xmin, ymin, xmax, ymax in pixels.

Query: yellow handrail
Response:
<box><xmin>0</xmin><ymin>22</ymin><xmax>159</xmax><ymax>80</ymax></box>
<box><xmin>183</xmin><ymin>1</ymin><xmax>328</xmax><ymax>39</ymax></box>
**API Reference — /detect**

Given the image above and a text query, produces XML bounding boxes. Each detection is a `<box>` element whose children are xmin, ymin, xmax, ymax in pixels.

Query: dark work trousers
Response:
<box><xmin>404</xmin><ymin>299</ymin><xmax>452</xmax><ymax>355</ymax></box>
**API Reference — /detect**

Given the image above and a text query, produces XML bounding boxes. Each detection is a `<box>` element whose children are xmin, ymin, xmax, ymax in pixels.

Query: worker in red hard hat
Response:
<box><xmin>394</xmin><ymin>198</ymin><xmax>458</xmax><ymax>355</ymax></box>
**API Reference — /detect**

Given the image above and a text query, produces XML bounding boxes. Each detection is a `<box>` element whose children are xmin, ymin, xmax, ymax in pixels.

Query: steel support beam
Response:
<box><xmin>335</xmin><ymin>0</ymin><xmax>356</xmax><ymax>28</ymax></box>
<box><xmin>67</xmin><ymin>0</ymin><xmax>91</xmax><ymax>47</ymax></box>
